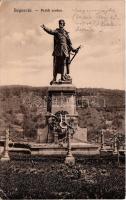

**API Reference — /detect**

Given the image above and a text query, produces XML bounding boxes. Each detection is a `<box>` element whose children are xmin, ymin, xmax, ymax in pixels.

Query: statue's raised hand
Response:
<box><xmin>40</xmin><ymin>24</ymin><xmax>45</xmax><ymax>29</ymax></box>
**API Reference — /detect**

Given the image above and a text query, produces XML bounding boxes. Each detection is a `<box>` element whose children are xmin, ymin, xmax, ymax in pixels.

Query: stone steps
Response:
<box><xmin>29</xmin><ymin>142</ymin><xmax>100</xmax><ymax>156</ymax></box>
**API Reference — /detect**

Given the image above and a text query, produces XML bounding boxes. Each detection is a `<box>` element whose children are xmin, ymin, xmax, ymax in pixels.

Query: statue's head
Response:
<box><xmin>59</xmin><ymin>19</ymin><xmax>65</xmax><ymax>28</ymax></box>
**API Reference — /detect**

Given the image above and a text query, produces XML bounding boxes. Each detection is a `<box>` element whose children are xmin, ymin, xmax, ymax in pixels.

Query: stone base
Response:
<box><xmin>29</xmin><ymin>142</ymin><xmax>99</xmax><ymax>156</ymax></box>
<box><xmin>48</xmin><ymin>84</ymin><xmax>76</xmax><ymax>92</ymax></box>
<box><xmin>1</xmin><ymin>157</ymin><xmax>10</xmax><ymax>161</ymax></box>
<box><xmin>113</xmin><ymin>150</ymin><xmax>118</xmax><ymax>155</ymax></box>
<box><xmin>72</xmin><ymin>127</ymin><xmax>87</xmax><ymax>143</ymax></box>
<box><xmin>51</xmin><ymin>80</ymin><xmax>72</xmax><ymax>85</ymax></box>
<box><xmin>1</xmin><ymin>152</ymin><xmax>10</xmax><ymax>161</ymax></box>
<box><xmin>37</xmin><ymin>126</ymin><xmax>48</xmax><ymax>143</ymax></box>
<box><xmin>100</xmin><ymin>149</ymin><xmax>113</xmax><ymax>156</ymax></box>
<box><xmin>65</xmin><ymin>154</ymin><xmax>75</xmax><ymax>165</ymax></box>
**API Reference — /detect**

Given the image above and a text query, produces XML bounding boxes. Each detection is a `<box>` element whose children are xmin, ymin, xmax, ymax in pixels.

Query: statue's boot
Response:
<box><xmin>50</xmin><ymin>80</ymin><xmax>53</xmax><ymax>85</ymax></box>
<box><xmin>61</xmin><ymin>75</ymin><xmax>66</xmax><ymax>81</ymax></box>
<box><xmin>50</xmin><ymin>78</ymin><xmax>56</xmax><ymax>85</ymax></box>
<box><xmin>65</xmin><ymin>74</ymin><xmax>71</xmax><ymax>80</ymax></box>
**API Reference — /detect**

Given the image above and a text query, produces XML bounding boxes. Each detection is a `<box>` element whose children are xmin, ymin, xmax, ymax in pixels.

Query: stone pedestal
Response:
<box><xmin>47</xmin><ymin>84</ymin><xmax>76</xmax><ymax>115</ymax></box>
<box><xmin>47</xmin><ymin>84</ymin><xmax>78</xmax><ymax>143</ymax></box>
<box><xmin>46</xmin><ymin>84</ymin><xmax>87</xmax><ymax>144</ymax></box>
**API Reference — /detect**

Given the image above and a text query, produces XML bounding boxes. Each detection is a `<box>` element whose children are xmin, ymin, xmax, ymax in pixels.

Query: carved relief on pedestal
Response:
<box><xmin>47</xmin><ymin>110</ymin><xmax>78</xmax><ymax>143</ymax></box>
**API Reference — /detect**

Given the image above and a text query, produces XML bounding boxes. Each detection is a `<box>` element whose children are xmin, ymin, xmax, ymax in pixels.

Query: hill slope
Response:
<box><xmin>0</xmin><ymin>85</ymin><xmax>125</xmax><ymax>143</ymax></box>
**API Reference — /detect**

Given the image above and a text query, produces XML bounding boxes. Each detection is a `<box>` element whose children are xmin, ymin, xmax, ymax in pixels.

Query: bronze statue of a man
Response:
<box><xmin>41</xmin><ymin>19</ymin><xmax>78</xmax><ymax>84</ymax></box>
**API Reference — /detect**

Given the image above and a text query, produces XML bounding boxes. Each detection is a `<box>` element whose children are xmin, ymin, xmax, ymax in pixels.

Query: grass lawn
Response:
<box><xmin>0</xmin><ymin>154</ymin><xmax>125</xmax><ymax>199</ymax></box>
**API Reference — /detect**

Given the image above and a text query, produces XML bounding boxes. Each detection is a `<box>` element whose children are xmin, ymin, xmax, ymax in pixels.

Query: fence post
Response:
<box><xmin>65</xmin><ymin>127</ymin><xmax>75</xmax><ymax>165</ymax></box>
<box><xmin>113</xmin><ymin>135</ymin><xmax>118</xmax><ymax>154</ymax></box>
<box><xmin>100</xmin><ymin>129</ymin><xmax>105</xmax><ymax>150</ymax></box>
<box><xmin>1</xmin><ymin>128</ymin><xmax>10</xmax><ymax>161</ymax></box>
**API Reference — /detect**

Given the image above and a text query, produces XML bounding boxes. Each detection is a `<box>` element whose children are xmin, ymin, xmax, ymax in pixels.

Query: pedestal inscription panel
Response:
<box><xmin>47</xmin><ymin>85</ymin><xmax>76</xmax><ymax>115</ymax></box>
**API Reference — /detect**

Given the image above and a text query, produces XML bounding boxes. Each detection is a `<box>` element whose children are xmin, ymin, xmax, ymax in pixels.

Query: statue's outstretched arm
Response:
<box><xmin>40</xmin><ymin>24</ymin><xmax>56</xmax><ymax>35</ymax></box>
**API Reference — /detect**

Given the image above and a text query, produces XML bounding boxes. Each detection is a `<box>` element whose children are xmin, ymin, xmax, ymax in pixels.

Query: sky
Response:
<box><xmin>0</xmin><ymin>0</ymin><xmax>124</xmax><ymax>89</ymax></box>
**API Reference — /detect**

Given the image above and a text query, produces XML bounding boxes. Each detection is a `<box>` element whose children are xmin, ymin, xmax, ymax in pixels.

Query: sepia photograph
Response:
<box><xmin>0</xmin><ymin>0</ymin><xmax>125</xmax><ymax>199</ymax></box>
